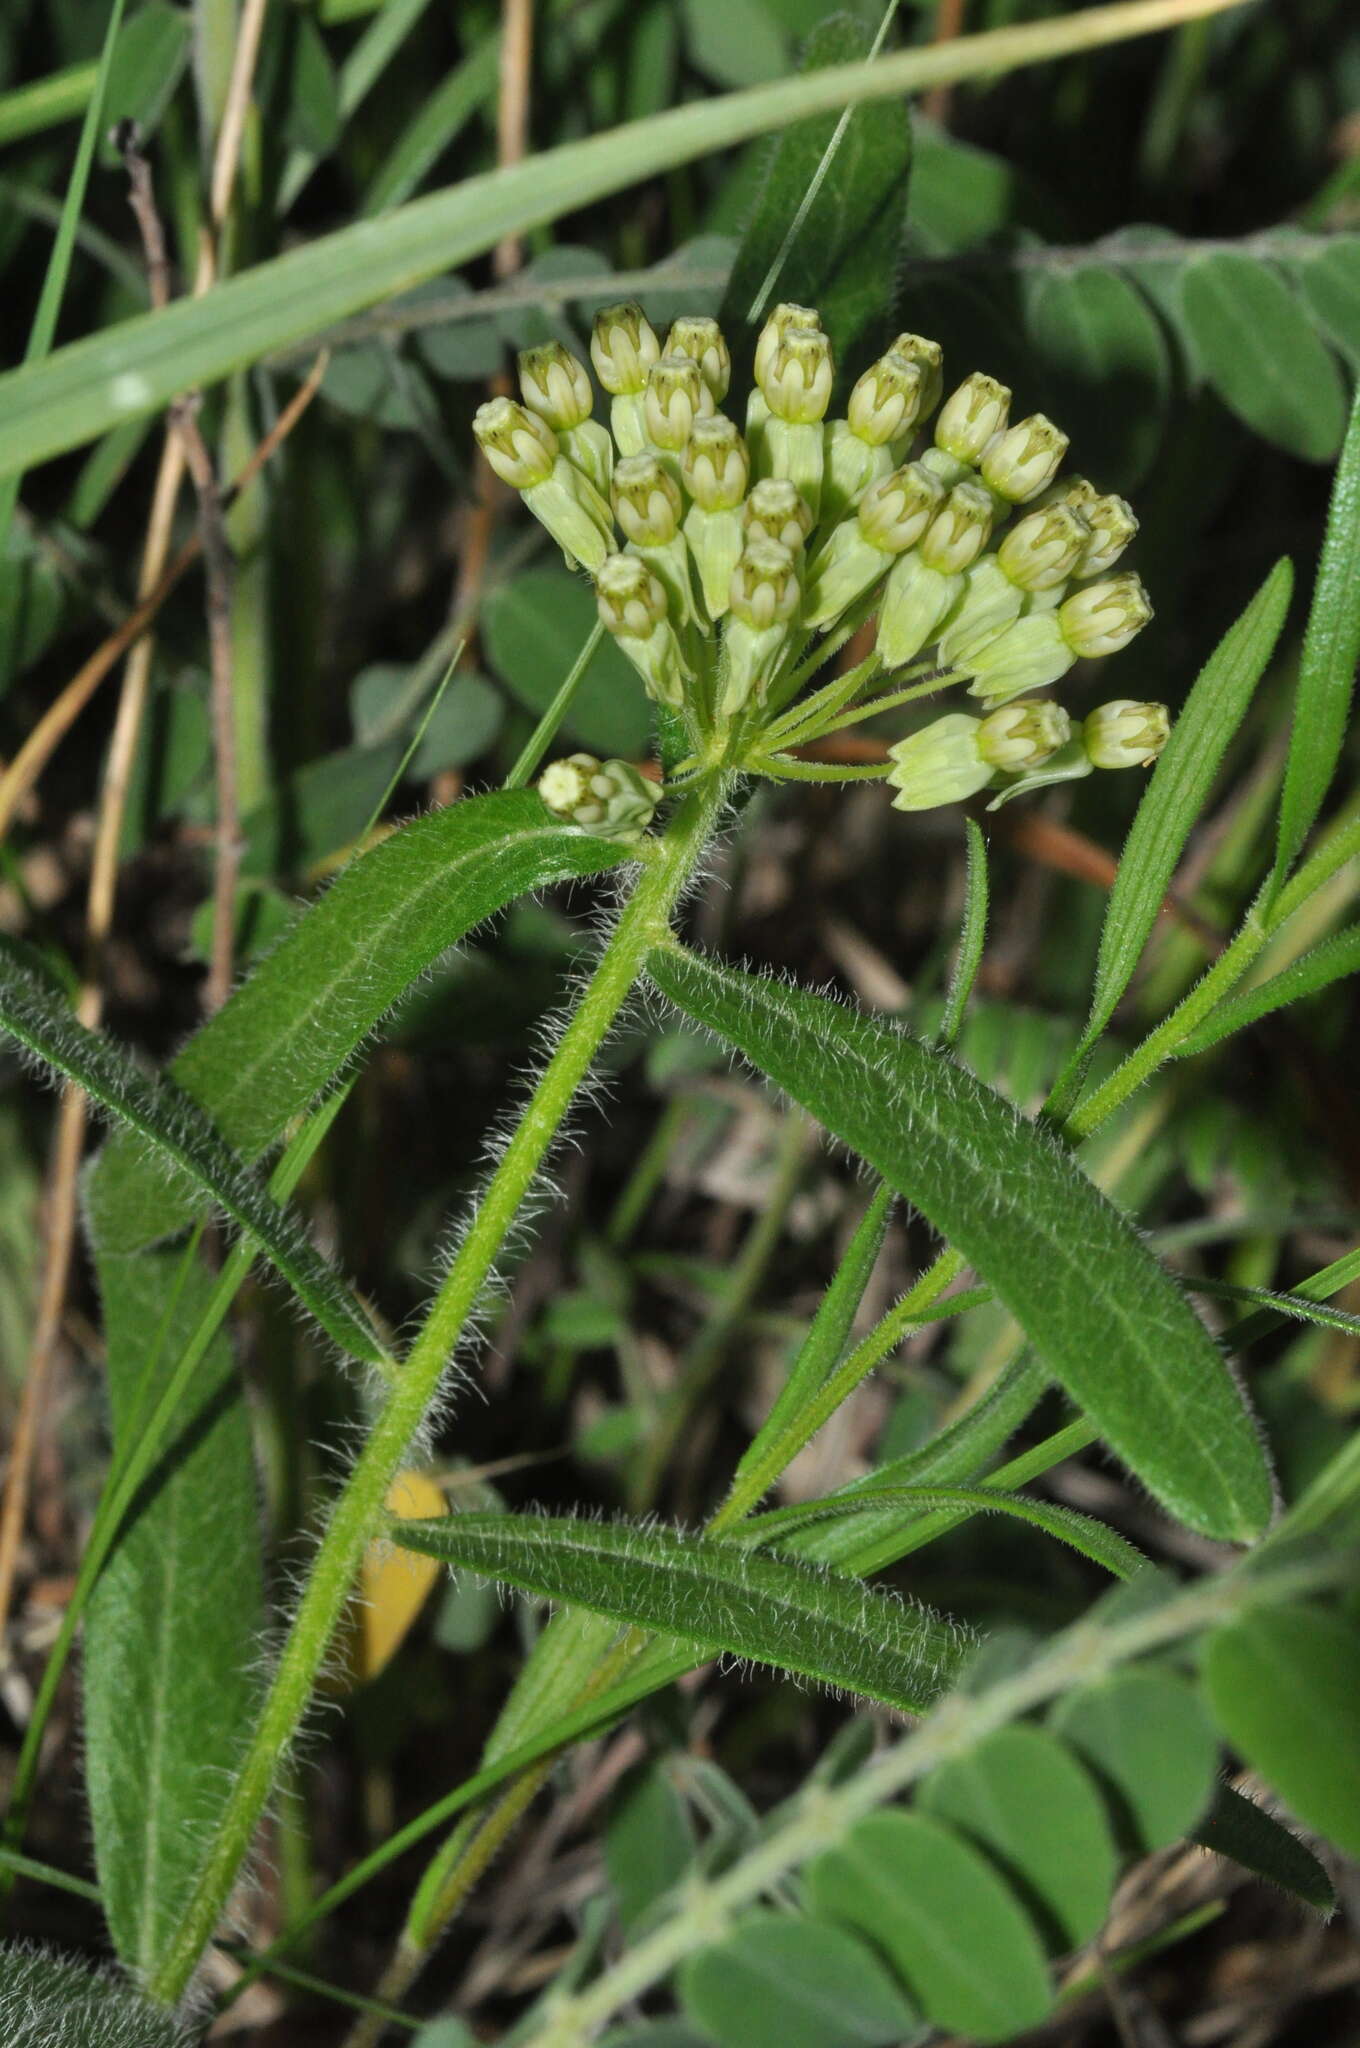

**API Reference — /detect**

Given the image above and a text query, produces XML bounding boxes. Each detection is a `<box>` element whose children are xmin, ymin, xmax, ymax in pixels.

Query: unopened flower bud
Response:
<box><xmin>1083</xmin><ymin>699</ymin><xmax>1170</xmax><ymax>769</ymax></box>
<box><xmin>612</xmin><ymin>454</ymin><xmax>683</xmax><ymax>546</ymax></box>
<box><xmin>978</xmin><ymin>698</ymin><xmax>1071</xmax><ymax>772</ymax></box>
<box><xmin>886</xmin><ymin>332</ymin><xmax>945</xmax><ymax>422</ymax></box>
<box><xmin>754</xmin><ymin>301</ymin><xmax>821</xmax><ymax>386</ymax></box>
<box><xmin>858</xmin><ymin>462</ymin><xmax>944</xmax><ymax>553</ymax></box>
<box><xmin>877</xmin><ymin>555</ymin><xmax>961</xmax><ymax>669</ymax></box>
<box><xmin>1059</xmin><ymin>573</ymin><xmax>1153</xmax><ymax>658</ymax></box>
<box><xmin>758</xmin><ymin>327</ymin><xmax>834</xmax><ymax>426</ymax></box>
<box><xmin>980</xmin><ymin>413</ymin><xmax>1068</xmax><ymax>503</ymax></box>
<box><xmin>665</xmin><ymin>315</ymin><xmax>731</xmax><ymax>402</ymax></box>
<box><xmin>936</xmin><ymin>556</ymin><xmax>1025</xmax><ymax>669</ymax></box>
<box><xmin>887</xmin><ymin>713</ymin><xmax>992</xmax><ymax>811</ymax></box>
<box><xmin>919</xmin><ymin>480</ymin><xmax>995</xmax><ymax>575</ymax></box>
<box><xmin>538</xmin><ymin>752</ymin><xmax>659</xmax><ymax>843</ymax></box>
<box><xmin>729</xmin><ymin>537</ymin><xmax>800</xmax><ymax>631</ymax></box>
<box><xmin>804</xmin><ymin>463</ymin><xmax>942</xmax><ymax>630</ymax></box>
<box><xmin>1079</xmin><ymin>494</ymin><xmax>1139</xmax><ymax>577</ymax></box>
<box><xmin>473</xmin><ymin>396</ymin><xmax>558</xmax><ymax>489</ymax></box>
<box><xmin>964</xmin><ymin>612</ymin><xmax>1074</xmax><ymax>706</ymax></box>
<box><xmin>849</xmin><ymin>352</ymin><xmax>927</xmax><ymax>448</ymax></box>
<box><xmin>595</xmin><ymin>553</ymin><xmax>689</xmax><ymax>707</ymax></box>
<box><xmin>590</xmin><ymin>302</ymin><xmax>660</xmax><ymax>396</ymax></box>
<box><xmin>936</xmin><ymin>374</ymin><xmax>1010</xmax><ymax>466</ymax></box>
<box><xmin>997</xmin><ymin>502</ymin><xmax>1092</xmax><ymax>593</ymax></box>
<box><xmin>682</xmin><ymin>415</ymin><xmax>749</xmax><ymax>511</ymax></box>
<box><xmin>518</xmin><ymin>342</ymin><xmax>593</xmax><ymax>431</ymax></box>
<box><xmin>645</xmin><ymin>354</ymin><xmax>713</xmax><ymax>456</ymax></box>
<box><xmin>743</xmin><ymin>479</ymin><xmax>814</xmax><ymax>555</ymax></box>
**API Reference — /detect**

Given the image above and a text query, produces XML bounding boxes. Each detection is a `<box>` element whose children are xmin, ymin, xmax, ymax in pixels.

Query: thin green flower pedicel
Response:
<box><xmin>470</xmin><ymin>295</ymin><xmax>1164</xmax><ymax>836</ymax></box>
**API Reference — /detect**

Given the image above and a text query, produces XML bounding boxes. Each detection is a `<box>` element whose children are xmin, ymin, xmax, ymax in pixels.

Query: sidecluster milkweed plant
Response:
<box><xmin>474</xmin><ymin>301</ymin><xmax>1168</xmax><ymax>837</ymax></box>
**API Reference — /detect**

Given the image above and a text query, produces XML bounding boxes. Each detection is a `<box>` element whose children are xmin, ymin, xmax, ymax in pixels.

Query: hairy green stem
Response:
<box><xmin>150</xmin><ymin>777</ymin><xmax>727</xmax><ymax>2003</ymax></box>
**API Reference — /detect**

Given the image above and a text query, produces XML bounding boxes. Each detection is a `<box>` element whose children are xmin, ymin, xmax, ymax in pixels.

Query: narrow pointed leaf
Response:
<box><xmin>1175</xmin><ymin>922</ymin><xmax>1360</xmax><ymax>1058</ymax></box>
<box><xmin>390</xmin><ymin>1511</ymin><xmax>971</xmax><ymax>1714</ymax></box>
<box><xmin>86</xmin><ymin>790</ymin><xmax>629</xmax><ymax>1253</ymax></box>
<box><xmin>84</xmin><ymin>1249</ymin><xmax>264</xmax><ymax>1980</ymax></box>
<box><xmin>940</xmin><ymin>816</ymin><xmax>989</xmax><ymax>1046</ymax></box>
<box><xmin>1270</xmin><ymin>392</ymin><xmax>1360</xmax><ymax>898</ymax></box>
<box><xmin>1080</xmin><ymin>558</ymin><xmax>1293</xmax><ymax>1055</ymax></box>
<box><xmin>647</xmin><ymin>945</ymin><xmax>1273</xmax><ymax>1541</ymax></box>
<box><xmin>0</xmin><ymin>953</ymin><xmax>385</xmax><ymax>1362</ymax></box>
<box><xmin>1190</xmin><ymin>1782</ymin><xmax>1335</xmax><ymax>1916</ymax></box>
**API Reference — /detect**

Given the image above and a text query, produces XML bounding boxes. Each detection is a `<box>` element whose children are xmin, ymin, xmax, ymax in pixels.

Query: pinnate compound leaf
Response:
<box><xmin>1180</xmin><ymin>254</ymin><xmax>1347</xmax><ymax>462</ymax></box>
<box><xmin>0</xmin><ymin>951</ymin><xmax>385</xmax><ymax>1363</ymax></box>
<box><xmin>679</xmin><ymin>1912</ymin><xmax>918</xmax><ymax>2048</ymax></box>
<box><xmin>809</xmin><ymin>1809</ymin><xmax>1053</xmax><ymax>2042</ymax></box>
<box><xmin>1175</xmin><ymin>922</ymin><xmax>1360</xmax><ymax>1058</ymax></box>
<box><xmin>646</xmin><ymin>945</ymin><xmax>1273</xmax><ymax>1542</ymax></box>
<box><xmin>1051</xmin><ymin>1666</ymin><xmax>1218</xmax><ymax>1850</ymax></box>
<box><xmin>390</xmin><ymin>1511</ymin><xmax>970</xmax><ymax>1714</ymax></box>
<box><xmin>1270</xmin><ymin>391</ymin><xmax>1360</xmax><ymax>899</ymax></box>
<box><xmin>0</xmin><ymin>1943</ymin><xmax>196</xmax><ymax>2047</ymax></box>
<box><xmin>86</xmin><ymin>790</ymin><xmax>629</xmax><ymax>1254</ymax></box>
<box><xmin>84</xmin><ymin>1250</ymin><xmax>263</xmax><ymax>1980</ymax></box>
<box><xmin>1190</xmin><ymin>1781</ymin><xmax>1336</xmax><ymax>1916</ymax></box>
<box><xmin>1203</xmin><ymin>1604</ymin><xmax>1360</xmax><ymax>1858</ymax></box>
<box><xmin>1081</xmin><ymin>558</ymin><xmax>1293</xmax><ymax>1054</ymax></box>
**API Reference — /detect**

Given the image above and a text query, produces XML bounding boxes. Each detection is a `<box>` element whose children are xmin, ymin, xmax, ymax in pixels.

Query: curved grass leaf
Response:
<box><xmin>85</xmin><ymin>790</ymin><xmax>629</xmax><ymax>1254</ymax></box>
<box><xmin>647</xmin><ymin>945</ymin><xmax>1273</xmax><ymax>1541</ymax></box>
<box><xmin>1190</xmin><ymin>1781</ymin><xmax>1335</xmax><ymax>1916</ymax></box>
<box><xmin>1076</xmin><ymin>557</ymin><xmax>1293</xmax><ymax>1062</ymax></box>
<box><xmin>746</xmin><ymin>1484</ymin><xmax>1147</xmax><ymax>1581</ymax></box>
<box><xmin>0</xmin><ymin>1943</ymin><xmax>195</xmax><ymax>2048</ymax></box>
<box><xmin>84</xmin><ymin>1249</ymin><xmax>263</xmax><ymax>1981</ymax></box>
<box><xmin>1175</xmin><ymin>921</ymin><xmax>1360</xmax><ymax>1058</ymax></box>
<box><xmin>0</xmin><ymin>0</ymin><xmax>1257</xmax><ymax>480</ymax></box>
<box><xmin>390</xmin><ymin>1510</ymin><xmax>971</xmax><ymax>1714</ymax></box>
<box><xmin>0</xmin><ymin>953</ymin><xmax>384</xmax><ymax>1361</ymax></box>
<box><xmin>1269</xmin><ymin>392</ymin><xmax>1360</xmax><ymax>900</ymax></box>
<box><xmin>1180</xmin><ymin>253</ymin><xmax>1348</xmax><ymax>462</ymax></box>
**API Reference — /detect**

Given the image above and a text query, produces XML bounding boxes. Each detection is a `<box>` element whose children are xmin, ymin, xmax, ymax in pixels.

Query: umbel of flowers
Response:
<box><xmin>472</xmin><ymin>304</ymin><xmax>1168</xmax><ymax>840</ymax></box>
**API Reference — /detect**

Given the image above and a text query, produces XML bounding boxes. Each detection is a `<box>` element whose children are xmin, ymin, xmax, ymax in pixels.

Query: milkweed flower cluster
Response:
<box><xmin>471</xmin><ymin>303</ymin><xmax>1169</xmax><ymax>839</ymax></box>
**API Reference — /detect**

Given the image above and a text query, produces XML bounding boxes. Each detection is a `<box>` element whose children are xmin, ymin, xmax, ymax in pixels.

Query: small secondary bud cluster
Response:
<box><xmin>467</xmin><ymin>310</ymin><xmax>1168</xmax><ymax>838</ymax></box>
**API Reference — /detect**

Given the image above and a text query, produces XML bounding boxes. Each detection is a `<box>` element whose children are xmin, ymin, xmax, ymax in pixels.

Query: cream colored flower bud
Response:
<box><xmin>848</xmin><ymin>353</ymin><xmax>926</xmax><ymax>447</ymax></box>
<box><xmin>665</xmin><ymin>315</ymin><xmax>731</xmax><ymax>402</ymax></box>
<box><xmin>887</xmin><ymin>714</ymin><xmax>992</xmax><ymax>811</ymax></box>
<box><xmin>729</xmin><ymin>536</ymin><xmax>800</xmax><ymax>630</ymax></box>
<box><xmin>919</xmin><ymin>480</ymin><xmax>995</xmax><ymax>575</ymax></box>
<box><xmin>997</xmin><ymin>502</ymin><xmax>1092</xmax><ymax>593</ymax></box>
<box><xmin>759</xmin><ymin>327</ymin><xmax>834</xmax><ymax>425</ymax></box>
<box><xmin>596</xmin><ymin>552</ymin><xmax>668</xmax><ymax>638</ymax></box>
<box><xmin>964</xmin><ymin>612</ymin><xmax>1074</xmax><ymax>706</ymax></box>
<box><xmin>538</xmin><ymin>752</ymin><xmax>659</xmax><ymax>842</ymax></box>
<box><xmin>935</xmin><ymin>374</ymin><xmax>1011</xmax><ymax>466</ymax></box>
<box><xmin>682</xmin><ymin>415</ymin><xmax>749</xmax><ymax>511</ymax></box>
<box><xmin>886</xmin><ymin>332</ymin><xmax>945</xmax><ymax>419</ymax></box>
<box><xmin>978</xmin><ymin>698</ymin><xmax>1071</xmax><ymax>773</ymax></box>
<box><xmin>1059</xmin><ymin>573</ymin><xmax>1153</xmax><ymax>658</ymax></box>
<box><xmin>744</xmin><ymin>479</ymin><xmax>814</xmax><ymax>554</ymax></box>
<box><xmin>473</xmin><ymin>396</ymin><xmax>558</xmax><ymax>488</ymax></box>
<box><xmin>612</xmin><ymin>454</ymin><xmax>683</xmax><ymax>547</ymax></box>
<box><xmin>1083</xmin><ymin>699</ymin><xmax>1170</xmax><ymax>769</ymax></box>
<box><xmin>518</xmin><ymin>342</ymin><xmax>593</xmax><ymax>431</ymax></box>
<box><xmin>590</xmin><ymin>301</ymin><xmax>661</xmax><ymax>396</ymax></box>
<box><xmin>754</xmin><ymin>301</ymin><xmax>821</xmax><ymax>386</ymax></box>
<box><xmin>980</xmin><ymin>413</ymin><xmax>1069</xmax><ymax>503</ymax></box>
<box><xmin>1079</xmin><ymin>494</ymin><xmax>1139</xmax><ymax>577</ymax></box>
<box><xmin>858</xmin><ymin>461</ymin><xmax>944</xmax><ymax>553</ymax></box>
<box><xmin>644</xmin><ymin>355</ymin><xmax>713</xmax><ymax>452</ymax></box>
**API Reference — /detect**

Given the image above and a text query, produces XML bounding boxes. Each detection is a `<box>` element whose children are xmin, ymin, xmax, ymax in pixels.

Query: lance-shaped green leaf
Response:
<box><xmin>647</xmin><ymin>945</ymin><xmax>1273</xmax><ymax>1541</ymax></box>
<box><xmin>390</xmin><ymin>1511</ymin><xmax>971</xmax><ymax>1714</ymax></box>
<box><xmin>1175</xmin><ymin>922</ymin><xmax>1360</xmax><ymax>1059</ymax></box>
<box><xmin>0</xmin><ymin>1943</ymin><xmax>195</xmax><ymax>2047</ymax></box>
<box><xmin>1190</xmin><ymin>1782</ymin><xmax>1336</xmax><ymax>1916</ymax></box>
<box><xmin>0</xmin><ymin>952</ymin><xmax>384</xmax><ymax>1362</ymax></box>
<box><xmin>1270</xmin><ymin>392</ymin><xmax>1360</xmax><ymax>899</ymax></box>
<box><xmin>84</xmin><ymin>1249</ymin><xmax>264</xmax><ymax>1981</ymax></box>
<box><xmin>86</xmin><ymin>790</ymin><xmax>629</xmax><ymax>1253</ymax></box>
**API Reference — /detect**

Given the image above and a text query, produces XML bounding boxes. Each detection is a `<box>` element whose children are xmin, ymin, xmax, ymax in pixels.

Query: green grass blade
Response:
<box><xmin>84</xmin><ymin>789</ymin><xmax>631</xmax><ymax>1254</ymax></box>
<box><xmin>940</xmin><ymin>817</ymin><xmax>989</xmax><ymax>1047</ymax></box>
<box><xmin>1174</xmin><ymin>921</ymin><xmax>1360</xmax><ymax>1059</ymax></box>
<box><xmin>0</xmin><ymin>0</ymin><xmax>1253</xmax><ymax>481</ymax></box>
<box><xmin>648</xmin><ymin>945</ymin><xmax>1273</xmax><ymax>1541</ymax></box>
<box><xmin>0</xmin><ymin>953</ymin><xmax>385</xmax><ymax>1363</ymax></box>
<box><xmin>391</xmin><ymin>1511</ymin><xmax>971</xmax><ymax>1715</ymax></box>
<box><xmin>747</xmin><ymin>1484</ymin><xmax>1147</xmax><ymax>1580</ymax></box>
<box><xmin>279</xmin><ymin>0</ymin><xmax>435</xmax><ymax>210</ymax></box>
<box><xmin>1269</xmin><ymin>392</ymin><xmax>1360</xmax><ymax>900</ymax></box>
